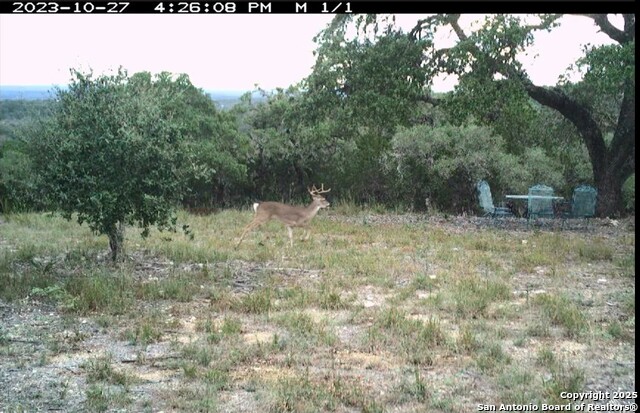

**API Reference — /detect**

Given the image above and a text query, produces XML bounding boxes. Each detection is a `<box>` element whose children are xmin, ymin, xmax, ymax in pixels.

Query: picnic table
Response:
<box><xmin>504</xmin><ymin>195</ymin><xmax>565</xmax><ymax>201</ymax></box>
<box><xmin>505</xmin><ymin>194</ymin><xmax>564</xmax><ymax>220</ymax></box>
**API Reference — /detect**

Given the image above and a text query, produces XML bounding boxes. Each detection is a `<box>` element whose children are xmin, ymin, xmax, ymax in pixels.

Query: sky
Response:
<box><xmin>0</xmin><ymin>13</ymin><xmax>620</xmax><ymax>93</ymax></box>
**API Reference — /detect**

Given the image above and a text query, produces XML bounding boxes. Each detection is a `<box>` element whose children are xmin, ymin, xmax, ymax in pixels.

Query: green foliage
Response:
<box><xmin>387</xmin><ymin>123</ymin><xmax>521</xmax><ymax>211</ymax></box>
<box><xmin>525</xmin><ymin>104</ymin><xmax>593</xmax><ymax>192</ymax></box>
<box><xmin>310</xmin><ymin>30</ymin><xmax>427</xmax><ymax>133</ymax></box>
<box><xmin>0</xmin><ymin>99</ymin><xmax>54</xmax><ymax>142</ymax></box>
<box><xmin>432</xmin><ymin>15</ymin><xmax>553</xmax><ymax>147</ymax></box>
<box><xmin>133</xmin><ymin>72</ymin><xmax>250</xmax><ymax>207</ymax></box>
<box><xmin>0</xmin><ymin>140</ymin><xmax>46</xmax><ymax>212</ymax></box>
<box><xmin>0</xmin><ymin>251</ymin><xmax>58</xmax><ymax>301</ymax></box>
<box><xmin>413</xmin><ymin>13</ymin><xmax>635</xmax><ymax>216</ymax></box>
<box><xmin>303</xmin><ymin>23</ymin><xmax>430</xmax><ymax>201</ymax></box>
<box><xmin>233</xmin><ymin>86</ymin><xmax>340</xmax><ymax>201</ymax></box>
<box><xmin>21</xmin><ymin>69</ymin><xmax>247</xmax><ymax>260</ymax></box>
<box><xmin>2</xmin><ymin>15</ymin><xmax>634</xmax><ymax>217</ymax></box>
<box><xmin>518</xmin><ymin>147</ymin><xmax>565</xmax><ymax>191</ymax></box>
<box><xmin>444</xmin><ymin>78</ymin><xmax>536</xmax><ymax>152</ymax></box>
<box><xmin>25</xmin><ymin>69</ymin><xmax>187</xmax><ymax>260</ymax></box>
<box><xmin>0</xmin><ymin>100</ymin><xmax>54</xmax><ymax>212</ymax></box>
<box><xmin>575</xmin><ymin>42</ymin><xmax>635</xmax><ymax>97</ymax></box>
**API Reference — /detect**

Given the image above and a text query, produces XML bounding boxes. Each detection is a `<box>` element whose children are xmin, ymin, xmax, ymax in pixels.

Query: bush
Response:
<box><xmin>0</xmin><ymin>141</ymin><xmax>46</xmax><ymax>212</ymax></box>
<box><xmin>386</xmin><ymin>124</ymin><xmax>522</xmax><ymax>212</ymax></box>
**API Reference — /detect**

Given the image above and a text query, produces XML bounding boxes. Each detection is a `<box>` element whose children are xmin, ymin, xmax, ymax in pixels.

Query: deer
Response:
<box><xmin>235</xmin><ymin>184</ymin><xmax>331</xmax><ymax>248</ymax></box>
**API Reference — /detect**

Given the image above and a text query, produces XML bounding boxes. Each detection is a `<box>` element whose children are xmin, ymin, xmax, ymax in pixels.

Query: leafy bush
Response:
<box><xmin>0</xmin><ymin>141</ymin><xmax>46</xmax><ymax>212</ymax></box>
<box><xmin>386</xmin><ymin>123</ymin><xmax>522</xmax><ymax>212</ymax></box>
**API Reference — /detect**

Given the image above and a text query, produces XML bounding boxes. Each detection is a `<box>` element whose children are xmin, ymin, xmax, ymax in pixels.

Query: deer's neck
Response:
<box><xmin>305</xmin><ymin>201</ymin><xmax>323</xmax><ymax>216</ymax></box>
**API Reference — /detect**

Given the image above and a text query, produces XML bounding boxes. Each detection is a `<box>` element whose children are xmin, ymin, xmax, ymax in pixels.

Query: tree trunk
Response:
<box><xmin>524</xmin><ymin>82</ymin><xmax>634</xmax><ymax>217</ymax></box>
<box><xmin>108</xmin><ymin>222</ymin><xmax>125</xmax><ymax>262</ymax></box>
<box><xmin>595</xmin><ymin>172</ymin><xmax>624</xmax><ymax>218</ymax></box>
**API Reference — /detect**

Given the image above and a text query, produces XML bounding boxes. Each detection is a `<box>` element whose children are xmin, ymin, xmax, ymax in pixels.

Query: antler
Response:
<box><xmin>308</xmin><ymin>183</ymin><xmax>331</xmax><ymax>196</ymax></box>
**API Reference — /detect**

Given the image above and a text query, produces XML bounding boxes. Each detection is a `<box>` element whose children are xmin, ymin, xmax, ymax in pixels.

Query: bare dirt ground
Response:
<box><xmin>0</xmin><ymin>215</ymin><xmax>635</xmax><ymax>412</ymax></box>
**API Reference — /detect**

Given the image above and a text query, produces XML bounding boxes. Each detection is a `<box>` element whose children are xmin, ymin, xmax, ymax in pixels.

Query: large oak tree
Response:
<box><xmin>409</xmin><ymin>14</ymin><xmax>634</xmax><ymax>217</ymax></box>
<box><xmin>319</xmin><ymin>14</ymin><xmax>635</xmax><ymax>216</ymax></box>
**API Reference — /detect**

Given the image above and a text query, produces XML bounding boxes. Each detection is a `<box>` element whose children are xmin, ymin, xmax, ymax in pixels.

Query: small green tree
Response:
<box><xmin>28</xmin><ymin>69</ymin><xmax>191</xmax><ymax>261</ymax></box>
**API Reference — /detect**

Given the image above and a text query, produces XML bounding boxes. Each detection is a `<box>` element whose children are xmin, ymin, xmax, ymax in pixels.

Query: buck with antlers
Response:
<box><xmin>236</xmin><ymin>184</ymin><xmax>331</xmax><ymax>248</ymax></box>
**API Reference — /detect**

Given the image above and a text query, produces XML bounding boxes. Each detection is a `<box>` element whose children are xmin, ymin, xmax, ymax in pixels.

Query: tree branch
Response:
<box><xmin>419</xmin><ymin>94</ymin><xmax>442</xmax><ymax>106</ymax></box>
<box><xmin>521</xmin><ymin>82</ymin><xmax>607</xmax><ymax>165</ymax></box>
<box><xmin>521</xmin><ymin>14</ymin><xmax>562</xmax><ymax>32</ymax></box>
<box><xmin>448</xmin><ymin>14</ymin><xmax>467</xmax><ymax>42</ymax></box>
<box><xmin>581</xmin><ymin>14</ymin><xmax>632</xmax><ymax>44</ymax></box>
<box><xmin>623</xmin><ymin>14</ymin><xmax>635</xmax><ymax>37</ymax></box>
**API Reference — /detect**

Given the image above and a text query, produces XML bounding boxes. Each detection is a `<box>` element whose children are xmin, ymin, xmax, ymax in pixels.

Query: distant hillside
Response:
<box><xmin>0</xmin><ymin>85</ymin><xmax>265</xmax><ymax>108</ymax></box>
<box><xmin>207</xmin><ymin>90</ymin><xmax>266</xmax><ymax>109</ymax></box>
<box><xmin>0</xmin><ymin>85</ymin><xmax>61</xmax><ymax>100</ymax></box>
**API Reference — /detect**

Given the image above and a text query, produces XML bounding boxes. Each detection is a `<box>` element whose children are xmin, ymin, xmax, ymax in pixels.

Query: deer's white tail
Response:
<box><xmin>252</xmin><ymin>203</ymin><xmax>260</xmax><ymax>213</ymax></box>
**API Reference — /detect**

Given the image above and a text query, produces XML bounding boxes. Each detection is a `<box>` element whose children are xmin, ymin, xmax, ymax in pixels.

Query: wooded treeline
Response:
<box><xmin>0</xmin><ymin>14</ymin><xmax>635</xmax><ymax>222</ymax></box>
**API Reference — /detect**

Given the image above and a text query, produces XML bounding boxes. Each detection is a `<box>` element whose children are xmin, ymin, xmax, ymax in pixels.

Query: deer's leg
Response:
<box><xmin>236</xmin><ymin>220</ymin><xmax>262</xmax><ymax>247</ymax></box>
<box><xmin>302</xmin><ymin>228</ymin><xmax>311</xmax><ymax>241</ymax></box>
<box><xmin>286</xmin><ymin>226</ymin><xmax>293</xmax><ymax>248</ymax></box>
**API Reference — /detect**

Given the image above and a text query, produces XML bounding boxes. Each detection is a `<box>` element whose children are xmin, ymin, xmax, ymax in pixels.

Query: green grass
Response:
<box><xmin>275</xmin><ymin>311</ymin><xmax>338</xmax><ymax>347</ymax></box>
<box><xmin>363</xmin><ymin>307</ymin><xmax>447</xmax><ymax>366</ymax></box>
<box><xmin>137</xmin><ymin>270</ymin><xmax>203</xmax><ymax>302</ymax></box>
<box><xmin>83</xmin><ymin>354</ymin><xmax>133</xmax><ymax>386</ymax></box>
<box><xmin>0</xmin><ymin>209</ymin><xmax>634</xmax><ymax>412</ymax></box>
<box><xmin>182</xmin><ymin>343</ymin><xmax>215</xmax><ymax>367</ymax></box>
<box><xmin>122</xmin><ymin>316</ymin><xmax>164</xmax><ymax>345</ymax></box>
<box><xmin>615</xmin><ymin>253</ymin><xmax>635</xmax><ymax>278</ymax></box>
<box><xmin>269</xmin><ymin>372</ymin><xmax>334</xmax><ymax>413</ymax></box>
<box><xmin>80</xmin><ymin>355</ymin><xmax>136</xmax><ymax>411</ymax></box>
<box><xmin>397</xmin><ymin>368</ymin><xmax>431</xmax><ymax>403</ymax></box>
<box><xmin>541</xmin><ymin>355</ymin><xmax>586</xmax><ymax>404</ymax></box>
<box><xmin>578</xmin><ymin>239</ymin><xmax>615</xmax><ymax>261</ymax></box>
<box><xmin>475</xmin><ymin>339</ymin><xmax>511</xmax><ymax>372</ymax></box>
<box><xmin>451</xmin><ymin>276</ymin><xmax>512</xmax><ymax>318</ymax></box>
<box><xmin>267</xmin><ymin>368</ymin><xmax>384</xmax><ymax>413</ymax></box>
<box><xmin>533</xmin><ymin>293</ymin><xmax>588</xmax><ymax>338</ymax></box>
<box><xmin>64</xmin><ymin>270</ymin><xmax>136</xmax><ymax>315</ymax></box>
<box><xmin>232</xmin><ymin>287</ymin><xmax>274</xmax><ymax>314</ymax></box>
<box><xmin>497</xmin><ymin>366</ymin><xmax>538</xmax><ymax>404</ymax></box>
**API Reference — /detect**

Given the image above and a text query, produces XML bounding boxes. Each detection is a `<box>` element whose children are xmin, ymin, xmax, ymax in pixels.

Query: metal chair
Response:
<box><xmin>571</xmin><ymin>185</ymin><xmax>597</xmax><ymax>218</ymax></box>
<box><xmin>527</xmin><ymin>184</ymin><xmax>557</xmax><ymax>229</ymax></box>
<box><xmin>561</xmin><ymin>185</ymin><xmax>597</xmax><ymax>229</ymax></box>
<box><xmin>476</xmin><ymin>180</ymin><xmax>513</xmax><ymax>219</ymax></box>
<box><xmin>528</xmin><ymin>184</ymin><xmax>555</xmax><ymax>221</ymax></box>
